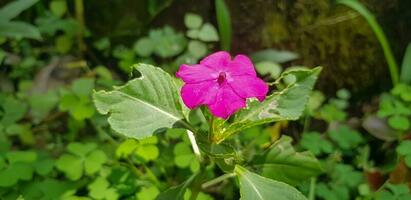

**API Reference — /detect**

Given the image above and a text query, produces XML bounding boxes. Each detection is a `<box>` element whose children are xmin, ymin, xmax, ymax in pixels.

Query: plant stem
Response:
<box><xmin>201</xmin><ymin>173</ymin><xmax>236</xmax><ymax>189</ymax></box>
<box><xmin>74</xmin><ymin>0</ymin><xmax>86</xmax><ymax>53</ymax></box>
<box><xmin>308</xmin><ymin>177</ymin><xmax>317</xmax><ymax>200</ymax></box>
<box><xmin>187</xmin><ymin>130</ymin><xmax>202</xmax><ymax>162</ymax></box>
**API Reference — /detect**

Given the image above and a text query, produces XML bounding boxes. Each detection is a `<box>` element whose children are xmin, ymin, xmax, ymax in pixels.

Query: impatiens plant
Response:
<box><xmin>93</xmin><ymin>51</ymin><xmax>322</xmax><ymax>199</ymax></box>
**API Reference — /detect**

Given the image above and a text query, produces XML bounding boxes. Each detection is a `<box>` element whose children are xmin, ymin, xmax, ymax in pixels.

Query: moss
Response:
<box><xmin>260</xmin><ymin>0</ymin><xmax>389</xmax><ymax>95</ymax></box>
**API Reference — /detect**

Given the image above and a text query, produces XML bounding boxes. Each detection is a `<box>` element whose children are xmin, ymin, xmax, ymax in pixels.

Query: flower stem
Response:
<box><xmin>201</xmin><ymin>173</ymin><xmax>236</xmax><ymax>189</ymax></box>
<box><xmin>187</xmin><ymin>130</ymin><xmax>202</xmax><ymax>162</ymax></box>
<box><xmin>308</xmin><ymin>177</ymin><xmax>317</xmax><ymax>200</ymax></box>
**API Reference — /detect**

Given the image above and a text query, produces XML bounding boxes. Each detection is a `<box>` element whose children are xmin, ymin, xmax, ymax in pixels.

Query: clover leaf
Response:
<box><xmin>184</xmin><ymin>13</ymin><xmax>203</xmax><ymax>29</ymax></box>
<box><xmin>59</xmin><ymin>78</ymin><xmax>95</xmax><ymax>121</ymax></box>
<box><xmin>300</xmin><ymin>132</ymin><xmax>333</xmax><ymax>155</ymax></box>
<box><xmin>56</xmin><ymin>142</ymin><xmax>107</xmax><ymax>180</ymax></box>
<box><xmin>88</xmin><ymin>177</ymin><xmax>119</xmax><ymax>200</ymax></box>
<box><xmin>0</xmin><ymin>151</ymin><xmax>38</xmax><ymax>187</ymax></box>
<box><xmin>396</xmin><ymin>141</ymin><xmax>411</xmax><ymax>167</ymax></box>
<box><xmin>136</xmin><ymin>186</ymin><xmax>160</xmax><ymax>200</ymax></box>
<box><xmin>173</xmin><ymin>142</ymin><xmax>199</xmax><ymax>172</ymax></box>
<box><xmin>116</xmin><ymin>137</ymin><xmax>159</xmax><ymax>162</ymax></box>
<box><xmin>375</xmin><ymin>183</ymin><xmax>411</xmax><ymax>200</ymax></box>
<box><xmin>329</xmin><ymin>125</ymin><xmax>364</xmax><ymax>150</ymax></box>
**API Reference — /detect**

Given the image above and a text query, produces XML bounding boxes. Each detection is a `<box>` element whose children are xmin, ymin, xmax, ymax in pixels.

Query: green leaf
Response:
<box><xmin>388</xmin><ymin>115</ymin><xmax>410</xmax><ymax>131</ymax></box>
<box><xmin>252</xmin><ymin>136</ymin><xmax>323</xmax><ymax>185</ymax></box>
<box><xmin>186</xmin><ymin>29</ymin><xmax>199</xmax><ymax>39</ymax></box>
<box><xmin>251</xmin><ymin>49</ymin><xmax>299</xmax><ymax>64</ymax></box>
<box><xmin>50</xmin><ymin>0</ymin><xmax>67</xmax><ymax>18</ymax></box>
<box><xmin>0</xmin><ymin>21</ymin><xmax>41</xmax><ymax>40</ymax></box>
<box><xmin>137</xmin><ymin>186</ymin><xmax>160</xmax><ymax>200</ymax></box>
<box><xmin>215</xmin><ymin>0</ymin><xmax>231</xmax><ymax>50</ymax></box>
<box><xmin>212</xmin><ymin>67</ymin><xmax>321</xmax><ymax>143</ymax></box>
<box><xmin>174</xmin><ymin>142</ymin><xmax>199</xmax><ymax>172</ymax></box>
<box><xmin>0</xmin><ymin>96</ymin><xmax>28</xmax><ymax>127</ymax></box>
<box><xmin>157</xmin><ymin>173</ymin><xmax>198</xmax><ymax>200</ymax></box>
<box><xmin>400</xmin><ymin>43</ymin><xmax>411</xmax><ymax>84</ymax></box>
<box><xmin>331</xmin><ymin>164</ymin><xmax>363</xmax><ymax>188</ymax></box>
<box><xmin>0</xmin><ymin>0</ymin><xmax>39</xmax><ymax>21</ymax></box>
<box><xmin>149</xmin><ymin>26</ymin><xmax>187</xmax><ymax>58</ymax></box>
<box><xmin>67</xmin><ymin>142</ymin><xmax>97</xmax><ymax>157</ymax></box>
<box><xmin>198</xmin><ymin>23</ymin><xmax>219</xmax><ymax>42</ymax></box>
<box><xmin>134</xmin><ymin>37</ymin><xmax>154</xmax><ymax>57</ymax></box>
<box><xmin>56</xmin><ymin>143</ymin><xmax>107</xmax><ymax>180</ymax></box>
<box><xmin>84</xmin><ymin>150</ymin><xmax>107</xmax><ymax>175</ymax></box>
<box><xmin>396</xmin><ymin>141</ymin><xmax>411</xmax><ymax>156</ymax></box>
<box><xmin>88</xmin><ymin>177</ymin><xmax>119</xmax><ymax>200</ymax></box>
<box><xmin>376</xmin><ymin>183</ymin><xmax>411</xmax><ymax>200</ymax></box>
<box><xmin>234</xmin><ymin>165</ymin><xmax>307</xmax><ymax>200</ymax></box>
<box><xmin>329</xmin><ymin>125</ymin><xmax>364</xmax><ymax>150</ymax></box>
<box><xmin>336</xmin><ymin>89</ymin><xmax>351</xmax><ymax>100</ymax></box>
<box><xmin>55</xmin><ymin>34</ymin><xmax>72</xmax><ymax>53</ymax></box>
<box><xmin>255</xmin><ymin>61</ymin><xmax>282</xmax><ymax>79</ymax></box>
<box><xmin>6</xmin><ymin>151</ymin><xmax>37</xmax><ymax>164</ymax></box>
<box><xmin>392</xmin><ymin>84</ymin><xmax>411</xmax><ymax>102</ymax></box>
<box><xmin>93</xmin><ymin>64</ymin><xmax>186</xmax><ymax>139</ymax></box>
<box><xmin>184</xmin><ymin>13</ymin><xmax>203</xmax><ymax>29</ymax></box>
<box><xmin>0</xmin><ymin>163</ymin><xmax>34</xmax><ymax>187</ymax></box>
<box><xmin>56</xmin><ymin>154</ymin><xmax>83</xmax><ymax>180</ymax></box>
<box><xmin>188</xmin><ymin>40</ymin><xmax>207</xmax><ymax>58</ymax></box>
<box><xmin>72</xmin><ymin>78</ymin><xmax>95</xmax><ymax>98</ymax></box>
<box><xmin>29</xmin><ymin>90</ymin><xmax>59</xmax><ymax>123</ymax></box>
<box><xmin>300</xmin><ymin>132</ymin><xmax>333</xmax><ymax>155</ymax></box>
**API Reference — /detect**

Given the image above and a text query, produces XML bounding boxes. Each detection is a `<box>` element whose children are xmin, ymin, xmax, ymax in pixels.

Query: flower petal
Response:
<box><xmin>200</xmin><ymin>51</ymin><xmax>231</xmax><ymax>70</ymax></box>
<box><xmin>227</xmin><ymin>55</ymin><xmax>256</xmax><ymax>76</ymax></box>
<box><xmin>229</xmin><ymin>75</ymin><xmax>268</xmax><ymax>101</ymax></box>
<box><xmin>181</xmin><ymin>81</ymin><xmax>219</xmax><ymax>109</ymax></box>
<box><xmin>176</xmin><ymin>64</ymin><xmax>218</xmax><ymax>83</ymax></box>
<box><xmin>208</xmin><ymin>84</ymin><xmax>246</xmax><ymax>119</ymax></box>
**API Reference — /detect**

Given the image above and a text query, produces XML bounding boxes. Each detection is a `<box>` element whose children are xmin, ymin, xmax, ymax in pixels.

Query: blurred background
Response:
<box><xmin>1</xmin><ymin>0</ymin><xmax>411</xmax><ymax>199</ymax></box>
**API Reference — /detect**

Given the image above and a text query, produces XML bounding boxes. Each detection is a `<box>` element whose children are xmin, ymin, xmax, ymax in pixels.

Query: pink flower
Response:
<box><xmin>176</xmin><ymin>51</ymin><xmax>269</xmax><ymax>119</ymax></box>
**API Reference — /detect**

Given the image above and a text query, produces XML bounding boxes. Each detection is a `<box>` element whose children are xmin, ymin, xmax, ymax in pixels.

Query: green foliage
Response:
<box><xmin>173</xmin><ymin>142</ymin><xmax>200</xmax><ymax>172</ymax></box>
<box><xmin>0</xmin><ymin>0</ymin><xmax>38</xmax><ymax>20</ymax></box>
<box><xmin>215</xmin><ymin>0</ymin><xmax>232</xmax><ymax>51</ymax></box>
<box><xmin>184</xmin><ymin>13</ymin><xmax>203</xmax><ymax>29</ymax></box>
<box><xmin>400</xmin><ymin>43</ymin><xmax>411</xmax><ymax>84</ymax></box>
<box><xmin>56</xmin><ymin>143</ymin><xmax>107</xmax><ymax>180</ymax></box>
<box><xmin>93</xmin><ymin>64</ymin><xmax>186</xmax><ymax>139</ymax></box>
<box><xmin>88</xmin><ymin>177</ymin><xmax>119</xmax><ymax>200</ymax></box>
<box><xmin>396</xmin><ymin>141</ymin><xmax>411</xmax><ymax>167</ymax></box>
<box><xmin>300</xmin><ymin>132</ymin><xmax>333</xmax><ymax>155</ymax></box>
<box><xmin>212</xmin><ymin>67</ymin><xmax>321</xmax><ymax>143</ymax></box>
<box><xmin>329</xmin><ymin>125</ymin><xmax>364</xmax><ymax>150</ymax></box>
<box><xmin>116</xmin><ymin>137</ymin><xmax>159</xmax><ymax>162</ymax></box>
<box><xmin>255</xmin><ymin>61</ymin><xmax>282</xmax><ymax>79</ymax></box>
<box><xmin>252</xmin><ymin>136</ymin><xmax>323</xmax><ymax>186</ymax></box>
<box><xmin>375</xmin><ymin>183</ymin><xmax>411</xmax><ymax>200</ymax></box>
<box><xmin>251</xmin><ymin>49</ymin><xmax>299</xmax><ymax>64</ymax></box>
<box><xmin>59</xmin><ymin>78</ymin><xmax>95</xmax><ymax>120</ymax></box>
<box><xmin>0</xmin><ymin>0</ymin><xmax>41</xmax><ymax>39</ymax></box>
<box><xmin>234</xmin><ymin>165</ymin><xmax>307</xmax><ymax>200</ymax></box>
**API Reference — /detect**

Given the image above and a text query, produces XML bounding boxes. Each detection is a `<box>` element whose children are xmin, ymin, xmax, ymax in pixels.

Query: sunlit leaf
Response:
<box><xmin>93</xmin><ymin>64</ymin><xmax>186</xmax><ymax>139</ymax></box>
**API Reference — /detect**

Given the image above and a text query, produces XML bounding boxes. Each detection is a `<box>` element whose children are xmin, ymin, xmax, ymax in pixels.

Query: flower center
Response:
<box><xmin>217</xmin><ymin>72</ymin><xmax>226</xmax><ymax>85</ymax></box>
